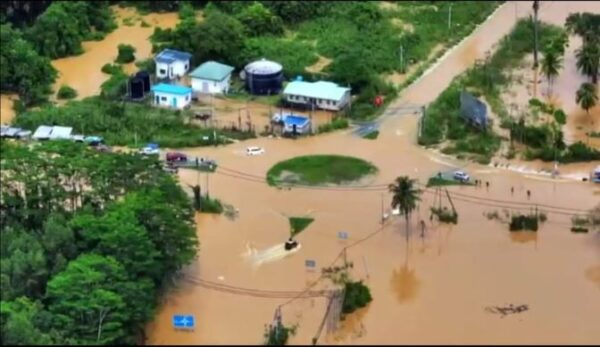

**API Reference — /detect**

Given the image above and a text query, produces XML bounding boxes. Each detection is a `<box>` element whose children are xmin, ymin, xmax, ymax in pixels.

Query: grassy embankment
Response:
<box><xmin>266</xmin><ymin>155</ymin><xmax>378</xmax><ymax>186</ymax></box>
<box><xmin>419</xmin><ymin>18</ymin><xmax>599</xmax><ymax>164</ymax></box>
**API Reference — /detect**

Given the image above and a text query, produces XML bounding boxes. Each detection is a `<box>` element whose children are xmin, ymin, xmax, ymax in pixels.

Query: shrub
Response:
<box><xmin>317</xmin><ymin>118</ymin><xmax>349</xmax><ymax>133</ymax></box>
<box><xmin>115</xmin><ymin>44</ymin><xmax>136</xmax><ymax>64</ymax></box>
<box><xmin>342</xmin><ymin>280</ymin><xmax>372</xmax><ymax>315</ymax></box>
<box><xmin>264</xmin><ymin>321</ymin><xmax>296</xmax><ymax>346</ymax></box>
<box><xmin>134</xmin><ymin>58</ymin><xmax>155</xmax><ymax>73</ymax></box>
<box><xmin>57</xmin><ymin>85</ymin><xmax>77</xmax><ymax>99</ymax></box>
<box><xmin>199</xmin><ymin>195</ymin><xmax>223</xmax><ymax>214</ymax></box>
<box><xmin>101</xmin><ymin>63</ymin><xmax>122</xmax><ymax>75</ymax></box>
<box><xmin>431</xmin><ymin>207</ymin><xmax>458</xmax><ymax>224</ymax></box>
<box><xmin>509</xmin><ymin>214</ymin><xmax>539</xmax><ymax>231</ymax></box>
<box><xmin>363</xmin><ymin>130</ymin><xmax>379</xmax><ymax>140</ymax></box>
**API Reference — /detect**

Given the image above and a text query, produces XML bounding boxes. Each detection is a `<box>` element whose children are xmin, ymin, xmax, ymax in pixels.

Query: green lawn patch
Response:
<box><xmin>426</xmin><ymin>176</ymin><xmax>474</xmax><ymax>187</ymax></box>
<box><xmin>289</xmin><ymin>217</ymin><xmax>314</xmax><ymax>238</ymax></box>
<box><xmin>266</xmin><ymin>155</ymin><xmax>378</xmax><ymax>186</ymax></box>
<box><xmin>317</xmin><ymin>118</ymin><xmax>349</xmax><ymax>134</ymax></box>
<box><xmin>13</xmin><ymin>97</ymin><xmax>255</xmax><ymax>148</ymax></box>
<box><xmin>362</xmin><ymin>130</ymin><xmax>379</xmax><ymax>140</ymax></box>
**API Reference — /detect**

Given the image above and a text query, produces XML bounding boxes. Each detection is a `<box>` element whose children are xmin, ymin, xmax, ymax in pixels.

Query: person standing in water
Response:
<box><xmin>527</xmin><ymin>190</ymin><xmax>531</xmax><ymax>200</ymax></box>
<box><xmin>511</xmin><ymin>186</ymin><xmax>514</xmax><ymax>195</ymax></box>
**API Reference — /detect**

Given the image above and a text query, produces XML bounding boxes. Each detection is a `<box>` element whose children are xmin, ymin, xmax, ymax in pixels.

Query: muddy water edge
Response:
<box><xmin>138</xmin><ymin>1</ymin><xmax>600</xmax><ymax>344</ymax></box>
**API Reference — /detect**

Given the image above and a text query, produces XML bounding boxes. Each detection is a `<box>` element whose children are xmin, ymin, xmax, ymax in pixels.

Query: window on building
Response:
<box><xmin>159</xmin><ymin>69</ymin><xmax>166</xmax><ymax>75</ymax></box>
<box><xmin>160</xmin><ymin>96</ymin><xmax>167</xmax><ymax>101</ymax></box>
<box><xmin>214</xmin><ymin>82</ymin><xmax>217</xmax><ymax>86</ymax></box>
<box><xmin>185</xmin><ymin>64</ymin><xmax>188</xmax><ymax>70</ymax></box>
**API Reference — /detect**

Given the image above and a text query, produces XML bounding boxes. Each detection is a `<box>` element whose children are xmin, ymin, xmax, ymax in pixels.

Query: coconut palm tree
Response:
<box><xmin>541</xmin><ymin>48</ymin><xmax>563</xmax><ymax>96</ymax></box>
<box><xmin>575</xmin><ymin>40</ymin><xmax>599</xmax><ymax>84</ymax></box>
<box><xmin>389</xmin><ymin>176</ymin><xmax>422</xmax><ymax>242</ymax></box>
<box><xmin>576</xmin><ymin>82</ymin><xmax>598</xmax><ymax>115</ymax></box>
<box><xmin>565</xmin><ymin>12</ymin><xmax>599</xmax><ymax>44</ymax></box>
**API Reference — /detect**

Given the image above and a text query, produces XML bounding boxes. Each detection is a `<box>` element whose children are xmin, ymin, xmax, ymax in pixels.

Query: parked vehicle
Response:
<box><xmin>140</xmin><ymin>143</ymin><xmax>160</xmax><ymax>155</ymax></box>
<box><xmin>246</xmin><ymin>146</ymin><xmax>265</xmax><ymax>156</ymax></box>
<box><xmin>453</xmin><ymin>171</ymin><xmax>470</xmax><ymax>182</ymax></box>
<box><xmin>94</xmin><ymin>144</ymin><xmax>112</xmax><ymax>153</ymax></box>
<box><xmin>85</xmin><ymin>136</ymin><xmax>104</xmax><ymax>146</ymax></box>
<box><xmin>163</xmin><ymin>165</ymin><xmax>178</xmax><ymax>174</ymax></box>
<box><xmin>166</xmin><ymin>152</ymin><xmax>188</xmax><ymax>162</ymax></box>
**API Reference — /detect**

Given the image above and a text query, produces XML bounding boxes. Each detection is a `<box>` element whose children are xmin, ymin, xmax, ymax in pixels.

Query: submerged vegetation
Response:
<box><xmin>288</xmin><ymin>217</ymin><xmax>314</xmax><ymax>238</ymax></box>
<box><xmin>419</xmin><ymin>16</ymin><xmax>599</xmax><ymax>164</ymax></box>
<box><xmin>266</xmin><ymin>155</ymin><xmax>378</xmax><ymax>187</ymax></box>
<box><xmin>0</xmin><ymin>141</ymin><xmax>198</xmax><ymax>344</ymax></box>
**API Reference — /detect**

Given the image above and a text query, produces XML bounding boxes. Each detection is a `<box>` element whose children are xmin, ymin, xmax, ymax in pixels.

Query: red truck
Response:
<box><xmin>166</xmin><ymin>152</ymin><xmax>188</xmax><ymax>162</ymax></box>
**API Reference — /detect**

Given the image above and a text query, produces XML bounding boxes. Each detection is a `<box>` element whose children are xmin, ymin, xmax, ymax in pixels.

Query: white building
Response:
<box><xmin>154</xmin><ymin>49</ymin><xmax>193</xmax><ymax>80</ymax></box>
<box><xmin>151</xmin><ymin>83</ymin><xmax>193</xmax><ymax>109</ymax></box>
<box><xmin>283</xmin><ymin>81</ymin><xmax>351</xmax><ymax>111</ymax></box>
<box><xmin>189</xmin><ymin>61</ymin><xmax>235</xmax><ymax>94</ymax></box>
<box><xmin>32</xmin><ymin>125</ymin><xmax>73</xmax><ymax>140</ymax></box>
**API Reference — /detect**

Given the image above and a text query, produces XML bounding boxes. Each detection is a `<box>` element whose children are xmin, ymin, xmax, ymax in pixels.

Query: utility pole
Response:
<box><xmin>448</xmin><ymin>3</ymin><xmax>453</xmax><ymax>30</ymax></box>
<box><xmin>532</xmin><ymin>0</ymin><xmax>540</xmax><ymax>98</ymax></box>
<box><xmin>381</xmin><ymin>193</ymin><xmax>384</xmax><ymax>225</ymax></box>
<box><xmin>399</xmin><ymin>44</ymin><xmax>405</xmax><ymax>73</ymax></box>
<box><xmin>205</xmin><ymin>172</ymin><xmax>209</xmax><ymax>198</ymax></box>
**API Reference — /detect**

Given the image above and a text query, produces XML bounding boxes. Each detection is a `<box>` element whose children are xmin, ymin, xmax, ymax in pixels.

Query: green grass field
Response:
<box><xmin>266</xmin><ymin>155</ymin><xmax>378</xmax><ymax>186</ymax></box>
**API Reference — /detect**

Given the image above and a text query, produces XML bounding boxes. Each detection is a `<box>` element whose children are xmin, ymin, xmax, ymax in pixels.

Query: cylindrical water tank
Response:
<box><xmin>129</xmin><ymin>77</ymin><xmax>144</xmax><ymax>100</ymax></box>
<box><xmin>244</xmin><ymin>58</ymin><xmax>283</xmax><ymax>95</ymax></box>
<box><xmin>135</xmin><ymin>70</ymin><xmax>151</xmax><ymax>93</ymax></box>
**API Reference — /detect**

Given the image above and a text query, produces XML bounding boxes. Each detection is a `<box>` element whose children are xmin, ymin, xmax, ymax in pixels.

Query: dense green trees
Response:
<box><xmin>26</xmin><ymin>1</ymin><xmax>116</xmax><ymax>59</ymax></box>
<box><xmin>576</xmin><ymin>82</ymin><xmax>598</xmax><ymax>114</ymax></box>
<box><xmin>236</xmin><ymin>2</ymin><xmax>284</xmax><ymax>37</ymax></box>
<box><xmin>115</xmin><ymin>44</ymin><xmax>136</xmax><ymax>63</ymax></box>
<box><xmin>0</xmin><ymin>141</ymin><xmax>199</xmax><ymax>345</ymax></box>
<box><xmin>0</xmin><ymin>23</ymin><xmax>57</xmax><ymax>105</ymax></box>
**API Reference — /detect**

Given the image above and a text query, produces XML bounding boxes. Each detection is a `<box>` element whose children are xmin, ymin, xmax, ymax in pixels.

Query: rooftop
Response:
<box><xmin>155</xmin><ymin>49</ymin><xmax>193</xmax><ymax>64</ymax></box>
<box><xmin>189</xmin><ymin>61</ymin><xmax>234</xmax><ymax>81</ymax></box>
<box><xmin>151</xmin><ymin>83</ymin><xmax>193</xmax><ymax>95</ymax></box>
<box><xmin>283</xmin><ymin>81</ymin><xmax>350</xmax><ymax>101</ymax></box>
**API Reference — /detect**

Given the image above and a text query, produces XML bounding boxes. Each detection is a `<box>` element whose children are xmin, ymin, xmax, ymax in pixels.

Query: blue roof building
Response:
<box><xmin>154</xmin><ymin>49</ymin><xmax>193</xmax><ymax>80</ymax></box>
<box><xmin>151</xmin><ymin>83</ymin><xmax>193</xmax><ymax>109</ymax></box>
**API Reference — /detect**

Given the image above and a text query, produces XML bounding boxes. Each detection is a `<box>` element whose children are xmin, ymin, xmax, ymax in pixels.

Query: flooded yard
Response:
<box><xmin>50</xmin><ymin>6</ymin><xmax>179</xmax><ymax>100</ymax></box>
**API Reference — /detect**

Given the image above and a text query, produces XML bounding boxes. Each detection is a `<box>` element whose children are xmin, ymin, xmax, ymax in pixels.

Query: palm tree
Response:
<box><xmin>541</xmin><ymin>48</ymin><xmax>563</xmax><ymax>96</ymax></box>
<box><xmin>565</xmin><ymin>13</ymin><xmax>598</xmax><ymax>44</ymax></box>
<box><xmin>576</xmin><ymin>82</ymin><xmax>598</xmax><ymax>115</ymax></box>
<box><xmin>389</xmin><ymin>176</ymin><xmax>422</xmax><ymax>242</ymax></box>
<box><xmin>575</xmin><ymin>40</ymin><xmax>599</xmax><ymax>84</ymax></box>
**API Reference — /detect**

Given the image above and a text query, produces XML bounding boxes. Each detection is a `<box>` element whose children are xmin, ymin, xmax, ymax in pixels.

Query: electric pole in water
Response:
<box><xmin>381</xmin><ymin>193</ymin><xmax>384</xmax><ymax>225</ymax></box>
<box><xmin>532</xmin><ymin>0</ymin><xmax>540</xmax><ymax>98</ymax></box>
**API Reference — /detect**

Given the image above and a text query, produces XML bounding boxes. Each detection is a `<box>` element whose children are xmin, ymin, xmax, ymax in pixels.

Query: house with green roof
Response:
<box><xmin>283</xmin><ymin>80</ymin><xmax>351</xmax><ymax>111</ymax></box>
<box><xmin>189</xmin><ymin>61</ymin><xmax>235</xmax><ymax>94</ymax></box>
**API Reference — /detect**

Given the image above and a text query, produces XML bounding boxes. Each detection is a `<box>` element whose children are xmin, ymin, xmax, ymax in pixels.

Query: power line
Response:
<box><xmin>213</xmin><ymin>165</ymin><xmax>589</xmax><ymax>214</ymax></box>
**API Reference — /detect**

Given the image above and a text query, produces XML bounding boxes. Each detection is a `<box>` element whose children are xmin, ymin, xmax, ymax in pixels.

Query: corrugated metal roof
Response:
<box><xmin>283</xmin><ymin>81</ymin><xmax>350</xmax><ymax>101</ymax></box>
<box><xmin>49</xmin><ymin>126</ymin><xmax>73</xmax><ymax>139</ymax></box>
<box><xmin>154</xmin><ymin>49</ymin><xmax>192</xmax><ymax>64</ymax></box>
<box><xmin>32</xmin><ymin>125</ymin><xmax>53</xmax><ymax>139</ymax></box>
<box><xmin>459</xmin><ymin>91</ymin><xmax>488</xmax><ymax>128</ymax></box>
<box><xmin>189</xmin><ymin>61</ymin><xmax>234</xmax><ymax>81</ymax></box>
<box><xmin>151</xmin><ymin>83</ymin><xmax>192</xmax><ymax>95</ymax></box>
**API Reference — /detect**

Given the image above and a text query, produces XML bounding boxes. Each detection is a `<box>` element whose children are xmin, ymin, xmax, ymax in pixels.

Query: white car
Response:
<box><xmin>453</xmin><ymin>171</ymin><xmax>470</xmax><ymax>182</ymax></box>
<box><xmin>246</xmin><ymin>146</ymin><xmax>265</xmax><ymax>156</ymax></box>
<box><xmin>140</xmin><ymin>147</ymin><xmax>160</xmax><ymax>155</ymax></box>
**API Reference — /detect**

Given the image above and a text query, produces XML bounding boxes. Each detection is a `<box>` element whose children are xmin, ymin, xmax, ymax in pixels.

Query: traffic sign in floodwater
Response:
<box><xmin>173</xmin><ymin>315</ymin><xmax>195</xmax><ymax>329</ymax></box>
<box><xmin>338</xmin><ymin>231</ymin><xmax>349</xmax><ymax>240</ymax></box>
<box><xmin>305</xmin><ymin>259</ymin><xmax>316</xmax><ymax>268</ymax></box>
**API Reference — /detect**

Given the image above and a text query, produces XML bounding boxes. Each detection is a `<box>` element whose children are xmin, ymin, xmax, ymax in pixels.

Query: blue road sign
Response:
<box><xmin>305</xmin><ymin>259</ymin><xmax>316</xmax><ymax>268</ymax></box>
<box><xmin>173</xmin><ymin>315</ymin><xmax>195</xmax><ymax>329</ymax></box>
<box><xmin>338</xmin><ymin>231</ymin><xmax>349</xmax><ymax>240</ymax></box>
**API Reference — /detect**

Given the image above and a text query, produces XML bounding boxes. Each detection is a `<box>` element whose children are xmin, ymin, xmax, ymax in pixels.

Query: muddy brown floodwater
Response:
<box><xmin>50</xmin><ymin>6</ymin><xmax>179</xmax><ymax>100</ymax></box>
<box><xmin>144</xmin><ymin>2</ymin><xmax>600</xmax><ymax>345</ymax></box>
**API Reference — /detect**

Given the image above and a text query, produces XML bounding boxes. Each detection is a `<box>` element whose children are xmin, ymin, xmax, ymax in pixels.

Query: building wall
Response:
<box><xmin>284</xmin><ymin>90</ymin><xmax>350</xmax><ymax>111</ymax></box>
<box><xmin>283</xmin><ymin>122</ymin><xmax>310</xmax><ymax>134</ymax></box>
<box><xmin>153</xmin><ymin>91</ymin><xmax>191</xmax><ymax>109</ymax></box>
<box><xmin>191</xmin><ymin>75</ymin><xmax>231</xmax><ymax>94</ymax></box>
<box><xmin>155</xmin><ymin>60</ymin><xmax>190</xmax><ymax>79</ymax></box>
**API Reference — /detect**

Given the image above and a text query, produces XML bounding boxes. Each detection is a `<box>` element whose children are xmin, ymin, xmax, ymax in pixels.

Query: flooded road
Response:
<box><xmin>143</xmin><ymin>1</ymin><xmax>600</xmax><ymax>344</ymax></box>
<box><xmin>50</xmin><ymin>6</ymin><xmax>178</xmax><ymax>100</ymax></box>
<box><xmin>0</xmin><ymin>94</ymin><xmax>18</xmax><ymax>124</ymax></box>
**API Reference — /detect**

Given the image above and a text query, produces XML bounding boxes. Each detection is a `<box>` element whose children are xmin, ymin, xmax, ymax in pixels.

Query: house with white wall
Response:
<box><xmin>154</xmin><ymin>49</ymin><xmax>193</xmax><ymax>80</ymax></box>
<box><xmin>283</xmin><ymin>81</ymin><xmax>351</xmax><ymax>111</ymax></box>
<box><xmin>151</xmin><ymin>83</ymin><xmax>192</xmax><ymax>109</ymax></box>
<box><xmin>189</xmin><ymin>61</ymin><xmax>235</xmax><ymax>94</ymax></box>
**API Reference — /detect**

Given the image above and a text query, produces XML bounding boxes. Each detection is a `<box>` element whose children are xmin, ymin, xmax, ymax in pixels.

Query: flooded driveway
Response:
<box><xmin>141</xmin><ymin>2</ymin><xmax>600</xmax><ymax>344</ymax></box>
